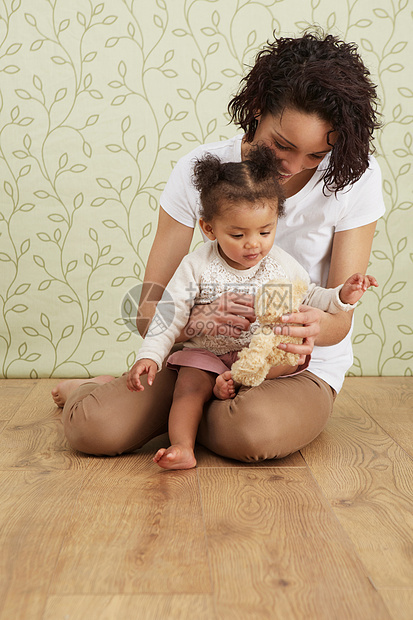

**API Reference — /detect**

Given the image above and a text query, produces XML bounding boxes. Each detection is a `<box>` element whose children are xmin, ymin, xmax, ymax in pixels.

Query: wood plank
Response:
<box><xmin>0</xmin><ymin>378</ymin><xmax>37</xmax><ymax>387</ymax></box>
<box><xmin>342</xmin><ymin>377</ymin><xmax>413</xmax><ymax>456</ymax></box>
<box><xmin>379</xmin><ymin>589</ymin><xmax>413</xmax><ymax>620</ymax></box>
<box><xmin>0</xmin><ymin>379</ymin><xmax>38</xmax><ymax>387</ymax></box>
<box><xmin>0</xmin><ymin>471</ymin><xmax>85</xmax><ymax>620</ymax></box>
<box><xmin>301</xmin><ymin>389</ymin><xmax>413</xmax><ymax>588</ymax></box>
<box><xmin>0</xmin><ymin>379</ymin><xmax>37</xmax><ymax>420</ymax></box>
<box><xmin>1</xmin><ymin>378</ymin><xmax>409</xmax><ymax>620</ymax></box>
<box><xmin>49</xmin><ymin>465</ymin><xmax>212</xmax><ymax>595</ymax></box>
<box><xmin>142</xmin><ymin>433</ymin><xmax>306</xmax><ymax>468</ymax></box>
<box><xmin>43</xmin><ymin>595</ymin><xmax>215</xmax><ymax>620</ymax></box>
<box><xmin>198</xmin><ymin>468</ymin><xmax>389</xmax><ymax>620</ymax></box>
<box><xmin>80</xmin><ymin>449</ymin><xmax>178</xmax><ymax>477</ymax></box>
<box><xmin>0</xmin><ymin>380</ymin><xmax>87</xmax><ymax>471</ymax></box>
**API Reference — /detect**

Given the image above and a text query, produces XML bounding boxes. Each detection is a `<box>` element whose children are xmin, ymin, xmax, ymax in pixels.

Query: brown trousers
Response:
<box><xmin>62</xmin><ymin>367</ymin><xmax>336</xmax><ymax>462</ymax></box>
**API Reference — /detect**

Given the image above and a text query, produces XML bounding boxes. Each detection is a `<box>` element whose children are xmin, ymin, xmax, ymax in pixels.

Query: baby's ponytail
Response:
<box><xmin>192</xmin><ymin>154</ymin><xmax>223</xmax><ymax>194</ymax></box>
<box><xmin>244</xmin><ymin>144</ymin><xmax>280</xmax><ymax>181</ymax></box>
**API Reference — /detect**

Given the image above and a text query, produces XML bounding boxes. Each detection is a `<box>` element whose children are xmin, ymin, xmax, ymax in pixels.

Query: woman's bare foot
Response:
<box><xmin>153</xmin><ymin>445</ymin><xmax>196</xmax><ymax>470</ymax></box>
<box><xmin>213</xmin><ymin>370</ymin><xmax>236</xmax><ymax>399</ymax></box>
<box><xmin>51</xmin><ymin>375</ymin><xmax>115</xmax><ymax>407</ymax></box>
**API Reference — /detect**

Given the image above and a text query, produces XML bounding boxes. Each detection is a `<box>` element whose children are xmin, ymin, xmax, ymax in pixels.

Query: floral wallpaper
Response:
<box><xmin>0</xmin><ymin>0</ymin><xmax>411</xmax><ymax>378</ymax></box>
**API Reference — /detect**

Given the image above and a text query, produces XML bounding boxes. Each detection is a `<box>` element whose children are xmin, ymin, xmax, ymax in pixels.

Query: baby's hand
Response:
<box><xmin>340</xmin><ymin>273</ymin><xmax>378</xmax><ymax>306</ymax></box>
<box><xmin>127</xmin><ymin>358</ymin><xmax>158</xmax><ymax>392</ymax></box>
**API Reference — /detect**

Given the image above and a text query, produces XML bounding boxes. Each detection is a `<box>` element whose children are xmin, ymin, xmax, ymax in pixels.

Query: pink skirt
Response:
<box><xmin>167</xmin><ymin>347</ymin><xmax>240</xmax><ymax>375</ymax></box>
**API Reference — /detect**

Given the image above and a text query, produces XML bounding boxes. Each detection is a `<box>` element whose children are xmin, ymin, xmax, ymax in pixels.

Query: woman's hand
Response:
<box><xmin>274</xmin><ymin>305</ymin><xmax>324</xmax><ymax>363</ymax></box>
<box><xmin>184</xmin><ymin>292</ymin><xmax>256</xmax><ymax>339</ymax></box>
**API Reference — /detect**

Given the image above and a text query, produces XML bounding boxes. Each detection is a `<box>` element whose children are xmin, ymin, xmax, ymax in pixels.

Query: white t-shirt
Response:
<box><xmin>160</xmin><ymin>135</ymin><xmax>386</xmax><ymax>392</ymax></box>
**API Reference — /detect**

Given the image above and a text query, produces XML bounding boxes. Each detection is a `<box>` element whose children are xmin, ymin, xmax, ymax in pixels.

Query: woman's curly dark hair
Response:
<box><xmin>228</xmin><ymin>31</ymin><xmax>382</xmax><ymax>192</ymax></box>
<box><xmin>192</xmin><ymin>144</ymin><xmax>285</xmax><ymax>221</ymax></box>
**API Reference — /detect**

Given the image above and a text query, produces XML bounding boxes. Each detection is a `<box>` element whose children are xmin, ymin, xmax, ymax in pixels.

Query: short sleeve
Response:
<box><xmin>159</xmin><ymin>151</ymin><xmax>201</xmax><ymax>228</ymax></box>
<box><xmin>335</xmin><ymin>156</ymin><xmax>386</xmax><ymax>233</ymax></box>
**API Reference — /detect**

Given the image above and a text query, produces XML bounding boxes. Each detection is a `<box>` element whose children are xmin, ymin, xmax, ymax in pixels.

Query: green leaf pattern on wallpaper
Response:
<box><xmin>0</xmin><ymin>0</ymin><xmax>411</xmax><ymax>377</ymax></box>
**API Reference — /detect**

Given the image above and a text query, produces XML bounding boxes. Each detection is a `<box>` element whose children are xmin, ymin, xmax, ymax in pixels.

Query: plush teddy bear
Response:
<box><xmin>231</xmin><ymin>278</ymin><xmax>309</xmax><ymax>387</ymax></box>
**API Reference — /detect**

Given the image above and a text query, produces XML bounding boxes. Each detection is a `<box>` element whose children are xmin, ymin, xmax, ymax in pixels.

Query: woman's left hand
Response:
<box><xmin>274</xmin><ymin>305</ymin><xmax>324</xmax><ymax>364</ymax></box>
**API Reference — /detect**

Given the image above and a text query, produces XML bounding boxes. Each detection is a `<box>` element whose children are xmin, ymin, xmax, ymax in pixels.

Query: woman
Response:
<box><xmin>53</xmin><ymin>32</ymin><xmax>385</xmax><ymax>461</ymax></box>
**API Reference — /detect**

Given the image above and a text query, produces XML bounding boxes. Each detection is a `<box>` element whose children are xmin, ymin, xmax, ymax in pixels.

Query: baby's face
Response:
<box><xmin>203</xmin><ymin>200</ymin><xmax>278</xmax><ymax>270</ymax></box>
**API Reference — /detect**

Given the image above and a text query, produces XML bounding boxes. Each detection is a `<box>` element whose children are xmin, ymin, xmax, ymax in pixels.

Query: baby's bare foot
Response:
<box><xmin>153</xmin><ymin>445</ymin><xmax>196</xmax><ymax>470</ymax></box>
<box><xmin>213</xmin><ymin>370</ymin><xmax>236</xmax><ymax>400</ymax></box>
<box><xmin>51</xmin><ymin>375</ymin><xmax>115</xmax><ymax>407</ymax></box>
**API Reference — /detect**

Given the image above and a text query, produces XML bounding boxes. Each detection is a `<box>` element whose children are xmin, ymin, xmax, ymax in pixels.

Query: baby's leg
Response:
<box><xmin>154</xmin><ymin>367</ymin><xmax>215</xmax><ymax>470</ymax></box>
<box><xmin>266</xmin><ymin>364</ymin><xmax>298</xmax><ymax>379</ymax></box>
<box><xmin>213</xmin><ymin>371</ymin><xmax>238</xmax><ymax>400</ymax></box>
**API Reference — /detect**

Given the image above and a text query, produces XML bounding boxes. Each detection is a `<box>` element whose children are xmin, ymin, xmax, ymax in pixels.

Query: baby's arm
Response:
<box><xmin>339</xmin><ymin>273</ymin><xmax>378</xmax><ymax>306</ymax></box>
<box><xmin>127</xmin><ymin>358</ymin><xmax>158</xmax><ymax>392</ymax></box>
<box><xmin>304</xmin><ymin>273</ymin><xmax>378</xmax><ymax>314</ymax></box>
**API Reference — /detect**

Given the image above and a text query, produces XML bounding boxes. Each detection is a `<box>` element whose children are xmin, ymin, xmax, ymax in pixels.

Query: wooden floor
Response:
<box><xmin>0</xmin><ymin>377</ymin><xmax>412</xmax><ymax>620</ymax></box>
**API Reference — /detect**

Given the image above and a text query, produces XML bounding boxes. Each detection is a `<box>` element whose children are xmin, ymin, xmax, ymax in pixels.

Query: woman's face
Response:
<box><xmin>243</xmin><ymin>108</ymin><xmax>336</xmax><ymax>189</ymax></box>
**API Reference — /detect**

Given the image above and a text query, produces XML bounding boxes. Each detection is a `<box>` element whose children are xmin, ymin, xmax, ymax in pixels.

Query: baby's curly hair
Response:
<box><xmin>192</xmin><ymin>145</ymin><xmax>285</xmax><ymax>222</ymax></box>
<box><xmin>228</xmin><ymin>31</ymin><xmax>381</xmax><ymax>192</ymax></box>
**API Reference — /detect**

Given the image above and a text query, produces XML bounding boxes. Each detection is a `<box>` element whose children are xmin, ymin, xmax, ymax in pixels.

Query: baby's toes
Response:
<box><xmin>153</xmin><ymin>448</ymin><xmax>167</xmax><ymax>463</ymax></box>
